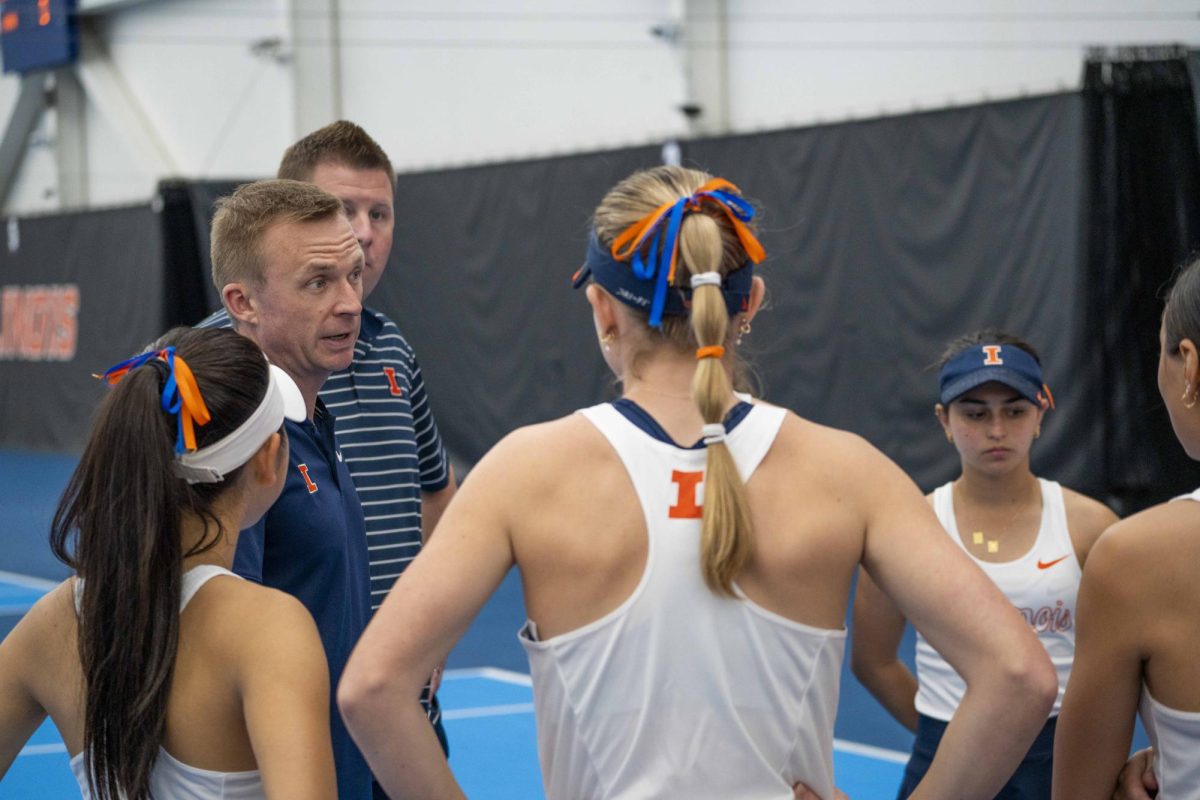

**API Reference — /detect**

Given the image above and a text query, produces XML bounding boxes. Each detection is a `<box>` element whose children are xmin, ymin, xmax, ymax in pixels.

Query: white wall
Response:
<box><xmin>1</xmin><ymin>0</ymin><xmax>1198</xmax><ymax>214</ymax></box>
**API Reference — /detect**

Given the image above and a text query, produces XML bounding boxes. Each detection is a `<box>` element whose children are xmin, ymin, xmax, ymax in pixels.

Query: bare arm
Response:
<box><xmin>850</xmin><ymin>569</ymin><xmax>919</xmax><ymax>732</ymax></box>
<box><xmin>237</xmin><ymin>591</ymin><xmax>337</xmax><ymax>800</ymax></box>
<box><xmin>1053</xmin><ymin>527</ymin><xmax>1144</xmax><ymax>799</ymax></box>
<box><xmin>0</xmin><ymin>593</ymin><xmax>52</xmax><ymax>776</ymax></box>
<box><xmin>420</xmin><ymin>464</ymin><xmax>457</xmax><ymax>543</ymax></box>
<box><xmin>340</xmin><ymin>434</ymin><xmax>521</xmax><ymax>799</ymax></box>
<box><xmin>857</xmin><ymin>445</ymin><xmax>1057</xmax><ymax>799</ymax></box>
<box><xmin>1062</xmin><ymin>488</ymin><xmax>1119</xmax><ymax>568</ymax></box>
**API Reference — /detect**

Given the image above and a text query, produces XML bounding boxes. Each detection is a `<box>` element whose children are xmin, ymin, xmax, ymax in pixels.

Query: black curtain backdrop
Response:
<box><xmin>179</xmin><ymin>97</ymin><xmax>1097</xmax><ymax>495</ymax></box>
<box><xmin>370</xmin><ymin>95</ymin><xmax>1096</xmax><ymax>496</ymax></box>
<box><xmin>1083</xmin><ymin>47</ymin><xmax>1200</xmax><ymax>514</ymax></box>
<box><xmin>14</xmin><ymin>83</ymin><xmax>1197</xmax><ymax>513</ymax></box>
<box><xmin>0</xmin><ymin>205</ymin><xmax>164</xmax><ymax>451</ymax></box>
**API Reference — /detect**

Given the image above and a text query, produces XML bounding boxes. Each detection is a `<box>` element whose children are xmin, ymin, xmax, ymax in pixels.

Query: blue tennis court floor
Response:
<box><xmin>0</xmin><ymin>571</ymin><xmax>906</xmax><ymax>798</ymax></box>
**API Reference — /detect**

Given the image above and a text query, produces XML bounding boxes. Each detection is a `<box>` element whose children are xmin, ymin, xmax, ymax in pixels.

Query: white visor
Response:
<box><xmin>171</xmin><ymin>364</ymin><xmax>305</xmax><ymax>485</ymax></box>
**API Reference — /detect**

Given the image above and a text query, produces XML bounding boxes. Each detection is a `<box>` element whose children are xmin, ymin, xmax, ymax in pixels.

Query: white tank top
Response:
<box><xmin>71</xmin><ymin>565</ymin><xmax>265</xmax><ymax>800</ymax></box>
<box><xmin>915</xmin><ymin>479</ymin><xmax>1079</xmax><ymax>720</ymax></box>
<box><xmin>520</xmin><ymin>402</ymin><xmax>847</xmax><ymax>800</ymax></box>
<box><xmin>1136</xmin><ymin>488</ymin><xmax>1200</xmax><ymax>799</ymax></box>
<box><xmin>1140</xmin><ymin>689</ymin><xmax>1200</xmax><ymax>799</ymax></box>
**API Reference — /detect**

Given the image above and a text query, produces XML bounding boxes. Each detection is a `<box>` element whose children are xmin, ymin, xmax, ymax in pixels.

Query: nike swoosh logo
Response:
<box><xmin>1037</xmin><ymin>555</ymin><xmax>1070</xmax><ymax>570</ymax></box>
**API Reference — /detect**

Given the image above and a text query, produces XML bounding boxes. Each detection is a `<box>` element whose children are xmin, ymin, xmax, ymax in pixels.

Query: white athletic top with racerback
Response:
<box><xmin>71</xmin><ymin>565</ymin><xmax>265</xmax><ymax>800</ymax></box>
<box><xmin>520</xmin><ymin>402</ymin><xmax>846</xmax><ymax>800</ymax></box>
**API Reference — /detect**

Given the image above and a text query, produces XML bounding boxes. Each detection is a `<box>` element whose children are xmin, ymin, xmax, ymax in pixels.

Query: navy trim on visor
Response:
<box><xmin>938</xmin><ymin>344</ymin><xmax>1045</xmax><ymax>406</ymax></box>
<box><xmin>572</xmin><ymin>231</ymin><xmax>753</xmax><ymax>319</ymax></box>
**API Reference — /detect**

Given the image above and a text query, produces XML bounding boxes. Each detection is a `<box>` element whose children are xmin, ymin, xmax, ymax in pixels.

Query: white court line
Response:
<box><xmin>443</xmin><ymin>668</ymin><xmax>910</xmax><ymax>764</ymax></box>
<box><xmin>832</xmin><ymin>738</ymin><xmax>909</xmax><ymax>764</ymax></box>
<box><xmin>0</xmin><ymin>570</ymin><xmax>59</xmax><ymax>591</ymax></box>
<box><xmin>18</xmin><ymin>743</ymin><xmax>66</xmax><ymax>757</ymax></box>
<box><xmin>442</xmin><ymin>703</ymin><xmax>535</xmax><ymax>721</ymax></box>
<box><xmin>443</xmin><ymin>667</ymin><xmax>532</xmax><ymax>687</ymax></box>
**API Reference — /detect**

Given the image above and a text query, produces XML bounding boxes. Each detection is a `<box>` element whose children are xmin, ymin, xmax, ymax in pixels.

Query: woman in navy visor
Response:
<box><xmin>853</xmin><ymin>329</ymin><xmax>1117</xmax><ymax>799</ymax></box>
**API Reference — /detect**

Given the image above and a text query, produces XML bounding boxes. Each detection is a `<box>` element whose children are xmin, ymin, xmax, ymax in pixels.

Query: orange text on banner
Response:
<box><xmin>0</xmin><ymin>284</ymin><xmax>80</xmax><ymax>362</ymax></box>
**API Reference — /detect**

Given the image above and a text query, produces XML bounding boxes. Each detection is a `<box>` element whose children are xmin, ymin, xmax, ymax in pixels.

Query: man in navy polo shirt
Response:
<box><xmin>199</xmin><ymin>122</ymin><xmax>458</xmax><ymax>768</ymax></box>
<box><xmin>211</xmin><ymin>178</ymin><xmax>372</xmax><ymax>799</ymax></box>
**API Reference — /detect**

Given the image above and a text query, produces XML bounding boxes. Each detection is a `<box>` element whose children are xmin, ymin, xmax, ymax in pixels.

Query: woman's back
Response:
<box><xmin>518</xmin><ymin>401</ymin><xmax>850</xmax><ymax>798</ymax></box>
<box><xmin>3</xmin><ymin>565</ymin><xmax>322</xmax><ymax>797</ymax></box>
<box><xmin>1090</xmin><ymin>495</ymin><xmax>1200</xmax><ymax>796</ymax></box>
<box><xmin>513</xmin><ymin>406</ymin><xmax>876</xmax><ymax>642</ymax></box>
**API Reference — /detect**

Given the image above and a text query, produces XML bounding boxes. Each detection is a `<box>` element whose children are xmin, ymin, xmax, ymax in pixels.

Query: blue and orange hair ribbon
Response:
<box><xmin>610</xmin><ymin>178</ymin><xmax>766</xmax><ymax>327</ymax></box>
<box><xmin>96</xmin><ymin>347</ymin><xmax>212</xmax><ymax>454</ymax></box>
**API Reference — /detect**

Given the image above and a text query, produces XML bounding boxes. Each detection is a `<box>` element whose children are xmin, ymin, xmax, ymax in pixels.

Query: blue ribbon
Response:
<box><xmin>98</xmin><ymin>346</ymin><xmax>192</xmax><ymax>454</ymax></box>
<box><xmin>622</xmin><ymin>188</ymin><xmax>757</xmax><ymax>327</ymax></box>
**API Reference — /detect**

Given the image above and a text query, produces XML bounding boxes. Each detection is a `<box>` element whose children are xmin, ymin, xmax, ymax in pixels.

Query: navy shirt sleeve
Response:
<box><xmin>232</xmin><ymin>516</ymin><xmax>266</xmax><ymax>584</ymax></box>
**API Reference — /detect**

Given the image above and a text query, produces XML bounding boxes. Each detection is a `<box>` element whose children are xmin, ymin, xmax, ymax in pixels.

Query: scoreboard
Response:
<box><xmin>0</xmin><ymin>0</ymin><xmax>78</xmax><ymax>74</ymax></box>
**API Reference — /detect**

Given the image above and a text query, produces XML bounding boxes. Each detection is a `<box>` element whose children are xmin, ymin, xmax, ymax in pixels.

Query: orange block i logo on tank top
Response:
<box><xmin>298</xmin><ymin>463</ymin><xmax>319</xmax><ymax>494</ymax></box>
<box><xmin>669</xmin><ymin>470</ymin><xmax>704</xmax><ymax>518</ymax></box>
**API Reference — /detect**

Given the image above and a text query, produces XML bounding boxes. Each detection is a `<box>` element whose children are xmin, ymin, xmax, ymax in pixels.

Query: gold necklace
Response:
<box><xmin>955</xmin><ymin>482</ymin><xmax>1037</xmax><ymax>554</ymax></box>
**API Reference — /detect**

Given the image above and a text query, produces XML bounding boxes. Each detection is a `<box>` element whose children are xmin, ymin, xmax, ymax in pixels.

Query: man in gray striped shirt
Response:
<box><xmin>200</xmin><ymin>122</ymin><xmax>458</xmax><ymax>770</ymax></box>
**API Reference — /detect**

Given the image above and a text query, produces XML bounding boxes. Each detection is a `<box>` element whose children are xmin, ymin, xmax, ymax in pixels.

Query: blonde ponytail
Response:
<box><xmin>593</xmin><ymin>165</ymin><xmax>761</xmax><ymax>597</ymax></box>
<box><xmin>682</xmin><ymin>213</ymin><xmax>754</xmax><ymax>596</ymax></box>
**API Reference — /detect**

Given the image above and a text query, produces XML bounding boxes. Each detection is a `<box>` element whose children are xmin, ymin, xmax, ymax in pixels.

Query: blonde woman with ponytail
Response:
<box><xmin>341</xmin><ymin>166</ymin><xmax>1056</xmax><ymax>799</ymax></box>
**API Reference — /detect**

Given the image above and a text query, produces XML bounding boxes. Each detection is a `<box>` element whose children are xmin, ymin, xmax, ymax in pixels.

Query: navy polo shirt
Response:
<box><xmin>234</xmin><ymin>399</ymin><xmax>372</xmax><ymax>800</ymax></box>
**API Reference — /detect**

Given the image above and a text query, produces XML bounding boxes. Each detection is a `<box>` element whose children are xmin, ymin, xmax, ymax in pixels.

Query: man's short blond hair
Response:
<box><xmin>211</xmin><ymin>179</ymin><xmax>343</xmax><ymax>291</ymax></box>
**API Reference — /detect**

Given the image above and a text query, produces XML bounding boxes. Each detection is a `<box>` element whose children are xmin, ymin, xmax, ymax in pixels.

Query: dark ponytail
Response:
<box><xmin>50</xmin><ymin>327</ymin><xmax>270</xmax><ymax>800</ymax></box>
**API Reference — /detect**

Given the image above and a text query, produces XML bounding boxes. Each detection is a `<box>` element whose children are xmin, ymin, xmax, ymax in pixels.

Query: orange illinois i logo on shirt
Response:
<box><xmin>298</xmin><ymin>463</ymin><xmax>318</xmax><ymax>494</ymax></box>
<box><xmin>382</xmin><ymin>366</ymin><xmax>404</xmax><ymax>397</ymax></box>
<box><xmin>669</xmin><ymin>470</ymin><xmax>704</xmax><ymax>519</ymax></box>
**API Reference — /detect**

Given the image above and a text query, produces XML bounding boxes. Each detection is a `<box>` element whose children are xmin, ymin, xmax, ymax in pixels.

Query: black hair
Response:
<box><xmin>50</xmin><ymin>327</ymin><xmax>271</xmax><ymax>800</ymax></box>
<box><xmin>1164</xmin><ymin>257</ymin><xmax>1200</xmax><ymax>353</ymax></box>
<box><xmin>935</xmin><ymin>328</ymin><xmax>1042</xmax><ymax>370</ymax></box>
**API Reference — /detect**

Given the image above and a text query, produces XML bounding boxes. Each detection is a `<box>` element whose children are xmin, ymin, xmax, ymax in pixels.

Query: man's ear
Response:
<box><xmin>222</xmin><ymin>283</ymin><xmax>256</xmax><ymax>327</ymax></box>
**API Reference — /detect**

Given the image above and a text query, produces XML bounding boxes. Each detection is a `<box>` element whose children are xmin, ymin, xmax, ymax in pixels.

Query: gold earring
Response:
<box><xmin>736</xmin><ymin>318</ymin><xmax>752</xmax><ymax>346</ymax></box>
<box><xmin>600</xmin><ymin>331</ymin><xmax>615</xmax><ymax>352</ymax></box>
<box><xmin>1186</xmin><ymin>387</ymin><xmax>1198</xmax><ymax>410</ymax></box>
<box><xmin>945</xmin><ymin>431</ymin><xmax>954</xmax><ymax>443</ymax></box>
<box><xmin>1034</xmin><ymin>427</ymin><xmax>1041</xmax><ymax>439</ymax></box>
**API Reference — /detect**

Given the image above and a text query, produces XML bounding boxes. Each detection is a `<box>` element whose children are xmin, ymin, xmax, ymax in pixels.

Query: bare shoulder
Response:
<box><xmin>1084</xmin><ymin>499</ymin><xmax>1200</xmax><ymax>593</ymax></box>
<box><xmin>774</xmin><ymin>410</ymin><xmax>887</xmax><ymax>466</ymax></box>
<box><xmin>771</xmin><ymin>410</ymin><xmax>909</xmax><ymax>490</ymax></box>
<box><xmin>474</xmin><ymin>412</ymin><xmax>618</xmax><ymax>488</ymax></box>
<box><xmin>192</xmin><ymin>577</ymin><xmax>321</xmax><ymax>658</ymax></box>
<box><xmin>1</xmin><ymin>580</ymin><xmax>75</xmax><ymax>660</ymax></box>
<box><xmin>1059</xmin><ymin>486</ymin><xmax>1120</xmax><ymax>564</ymax></box>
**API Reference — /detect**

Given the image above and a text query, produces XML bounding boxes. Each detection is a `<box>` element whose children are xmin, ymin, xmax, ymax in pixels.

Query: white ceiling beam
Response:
<box><xmin>0</xmin><ymin>76</ymin><xmax>49</xmax><ymax>210</ymax></box>
<box><xmin>290</xmin><ymin>0</ymin><xmax>342</xmax><ymax>137</ymax></box>
<box><xmin>682</xmin><ymin>0</ymin><xmax>729</xmax><ymax>137</ymax></box>
<box><xmin>74</xmin><ymin>25</ymin><xmax>180</xmax><ymax>174</ymax></box>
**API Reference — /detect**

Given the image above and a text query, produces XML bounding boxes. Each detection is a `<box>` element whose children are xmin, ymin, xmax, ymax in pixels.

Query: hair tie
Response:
<box><xmin>696</xmin><ymin>345</ymin><xmax>725</xmax><ymax>360</ymax></box>
<box><xmin>97</xmin><ymin>347</ymin><xmax>212</xmax><ymax>454</ymax></box>
<box><xmin>702</xmin><ymin>423</ymin><xmax>726</xmax><ymax>446</ymax></box>
<box><xmin>690</xmin><ymin>271</ymin><xmax>722</xmax><ymax>289</ymax></box>
<box><xmin>609</xmin><ymin>178</ymin><xmax>766</xmax><ymax>328</ymax></box>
